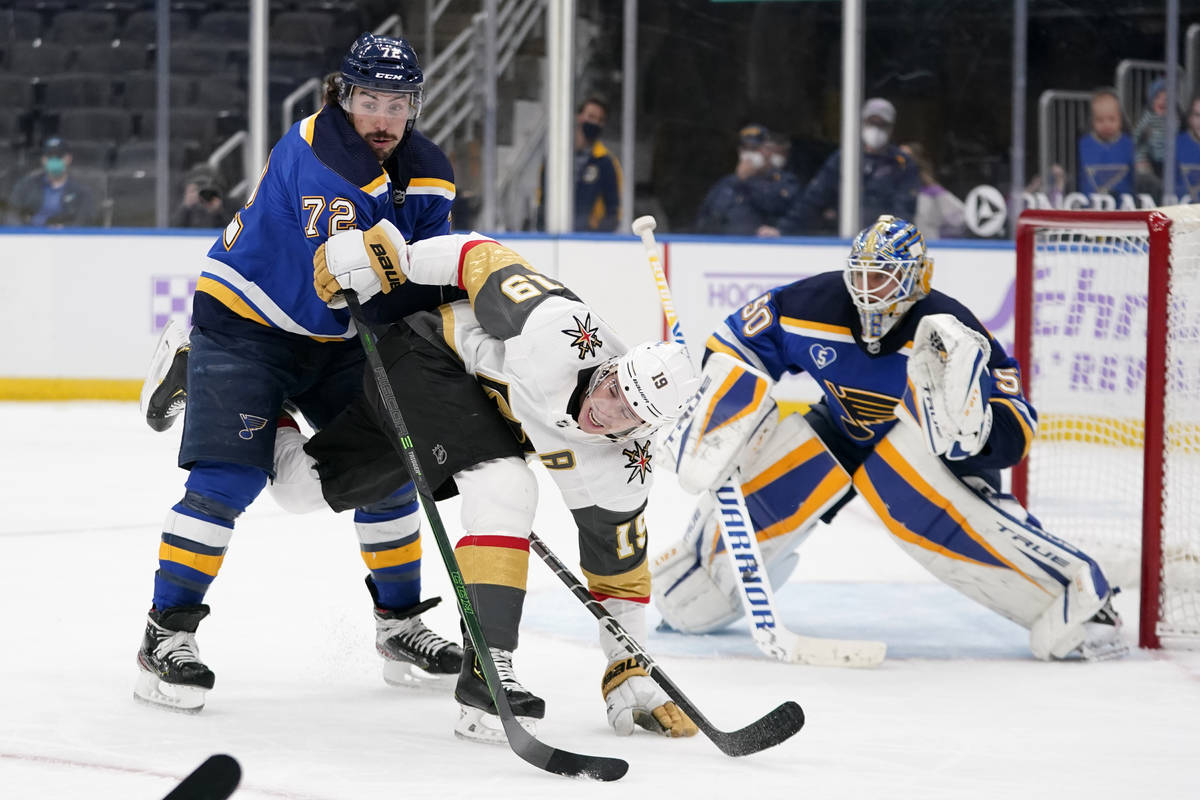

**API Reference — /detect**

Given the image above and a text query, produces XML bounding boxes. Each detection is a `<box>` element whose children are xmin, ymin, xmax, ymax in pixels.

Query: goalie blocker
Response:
<box><xmin>652</xmin><ymin>214</ymin><xmax>1128</xmax><ymax>661</ymax></box>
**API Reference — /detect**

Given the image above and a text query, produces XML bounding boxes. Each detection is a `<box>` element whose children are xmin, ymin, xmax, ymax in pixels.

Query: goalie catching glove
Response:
<box><xmin>602</xmin><ymin>657</ymin><xmax>697</xmax><ymax>738</ymax></box>
<box><xmin>313</xmin><ymin>218</ymin><xmax>409</xmax><ymax>308</ymax></box>
<box><xmin>905</xmin><ymin>313</ymin><xmax>993</xmax><ymax>460</ymax></box>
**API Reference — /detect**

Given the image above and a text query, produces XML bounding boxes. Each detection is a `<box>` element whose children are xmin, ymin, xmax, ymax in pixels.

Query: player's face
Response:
<box><xmin>577</xmin><ymin>372</ymin><xmax>643</xmax><ymax>436</ymax></box>
<box><xmin>1091</xmin><ymin>96</ymin><xmax>1122</xmax><ymax>142</ymax></box>
<box><xmin>346</xmin><ymin>88</ymin><xmax>413</xmax><ymax>162</ymax></box>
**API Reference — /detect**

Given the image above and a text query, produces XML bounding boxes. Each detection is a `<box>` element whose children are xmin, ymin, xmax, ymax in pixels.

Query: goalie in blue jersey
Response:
<box><xmin>135</xmin><ymin>33</ymin><xmax>468</xmax><ymax>712</ymax></box>
<box><xmin>652</xmin><ymin>214</ymin><xmax>1129</xmax><ymax>662</ymax></box>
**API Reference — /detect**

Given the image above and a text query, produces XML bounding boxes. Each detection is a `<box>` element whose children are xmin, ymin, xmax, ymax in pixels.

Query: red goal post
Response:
<box><xmin>1013</xmin><ymin>207</ymin><xmax>1200</xmax><ymax>649</ymax></box>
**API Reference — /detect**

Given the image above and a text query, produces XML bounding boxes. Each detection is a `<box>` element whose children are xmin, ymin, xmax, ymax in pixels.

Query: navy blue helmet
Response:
<box><xmin>339</xmin><ymin>33</ymin><xmax>424</xmax><ymax>133</ymax></box>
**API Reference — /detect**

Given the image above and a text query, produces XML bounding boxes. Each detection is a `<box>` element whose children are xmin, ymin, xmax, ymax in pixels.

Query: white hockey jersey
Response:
<box><xmin>405</xmin><ymin>234</ymin><xmax>654</xmax><ymax>596</ymax></box>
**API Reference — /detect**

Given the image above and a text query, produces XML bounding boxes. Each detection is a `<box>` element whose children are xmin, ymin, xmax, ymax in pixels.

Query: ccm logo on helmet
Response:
<box><xmin>369</xmin><ymin>242</ymin><xmax>403</xmax><ymax>289</ymax></box>
<box><xmin>373</xmin><ymin>71</ymin><xmax>411</xmax><ymax>81</ymax></box>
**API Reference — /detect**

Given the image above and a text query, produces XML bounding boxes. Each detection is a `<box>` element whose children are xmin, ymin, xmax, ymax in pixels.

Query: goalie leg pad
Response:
<box><xmin>652</xmin><ymin>412</ymin><xmax>853</xmax><ymax>633</ymax></box>
<box><xmin>661</xmin><ymin>351</ymin><xmax>776</xmax><ymax>494</ymax></box>
<box><xmin>854</xmin><ymin>421</ymin><xmax>1120</xmax><ymax>652</ymax></box>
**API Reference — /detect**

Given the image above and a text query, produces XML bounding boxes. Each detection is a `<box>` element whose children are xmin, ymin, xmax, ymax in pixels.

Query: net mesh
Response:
<box><xmin>1025</xmin><ymin>207</ymin><xmax>1200</xmax><ymax>645</ymax></box>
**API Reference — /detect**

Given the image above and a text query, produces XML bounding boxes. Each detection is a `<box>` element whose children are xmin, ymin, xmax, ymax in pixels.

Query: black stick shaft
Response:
<box><xmin>342</xmin><ymin>291</ymin><xmax>627</xmax><ymax>780</ymax></box>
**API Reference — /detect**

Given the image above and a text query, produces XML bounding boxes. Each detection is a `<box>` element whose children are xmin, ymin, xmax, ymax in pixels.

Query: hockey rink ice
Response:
<box><xmin>2</xmin><ymin>401</ymin><xmax>1198</xmax><ymax>799</ymax></box>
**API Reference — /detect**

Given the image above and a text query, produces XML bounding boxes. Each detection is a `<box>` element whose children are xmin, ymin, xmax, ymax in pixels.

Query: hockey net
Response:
<box><xmin>1013</xmin><ymin>207</ymin><xmax>1200</xmax><ymax>648</ymax></box>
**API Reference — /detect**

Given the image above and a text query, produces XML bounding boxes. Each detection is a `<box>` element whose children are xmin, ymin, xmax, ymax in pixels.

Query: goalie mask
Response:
<box><xmin>579</xmin><ymin>341</ymin><xmax>700</xmax><ymax>442</ymax></box>
<box><xmin>339</xmin><ymin>33</ymin><xmax>424</xmax><ymax>138</ymax></box>
<box><xmin>844</xmin><ymin>215</ymin><xmax>933</xmax><ymax>342</ymax></box>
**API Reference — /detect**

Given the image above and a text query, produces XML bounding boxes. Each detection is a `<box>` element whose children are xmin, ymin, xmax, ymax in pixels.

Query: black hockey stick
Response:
<box><xmin>529</xmin><ymin>532</ymin><xmax>805</xmax><ymax>757</ymax></box>
<box><xmin>162</xmin><ymin>754</ymin><xmax>241</xmax><ymax>800</ymax></box>
<box><xmin>342</xmin><ymin>291</ymin><xmax>627</xmax><ymax>781</ymax></box>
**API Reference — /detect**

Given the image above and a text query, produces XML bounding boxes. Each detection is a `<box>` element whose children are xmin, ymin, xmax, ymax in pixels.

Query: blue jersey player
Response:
<box><xmin>653</xmin><ymin>215</ymin><xmax>1129</xmax><ymax>662</ymax></box>
<box><xmin>135</xmin><ymin>33</ymin><xmax>465</xmax><ymax>712</ymax></box>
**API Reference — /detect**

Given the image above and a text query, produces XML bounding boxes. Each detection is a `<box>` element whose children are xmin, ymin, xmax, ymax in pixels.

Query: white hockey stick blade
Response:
<box><xmin>758</xmin><ymin>628</ymin><xmax>888</xmax><ymax>668</ymax></box>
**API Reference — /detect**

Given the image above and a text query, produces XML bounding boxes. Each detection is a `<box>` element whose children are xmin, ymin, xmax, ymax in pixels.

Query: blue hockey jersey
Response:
<box><xmin>705</xmin><ymin>271</ymin><xmax>1037</xmax><ymax>469</ymax></box>
<box><xmin>1077</xmin><ymin>133</ymin><xmax>1135</xmax><ymax>196</ymax></box>
<box><xmin>194</xmin><ymin>103</ymin><xmax>455</xmax><ymax>340</ymax></box>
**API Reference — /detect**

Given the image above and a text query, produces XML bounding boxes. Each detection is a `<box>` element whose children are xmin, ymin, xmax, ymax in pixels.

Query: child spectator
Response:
<box><xmin>1175</xmin><ymin>97</ymin><xmax>1200</xmax><ymax>203</ymax></box>
<box><xmin>1077</xmin><ymin>88</ymin><xmax>1135</xmax><ymax>198</ymax></box>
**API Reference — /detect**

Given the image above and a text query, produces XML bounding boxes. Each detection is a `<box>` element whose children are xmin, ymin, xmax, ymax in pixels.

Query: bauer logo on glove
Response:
<box><xmin>313</xmin><ymin>218</ymin><xmax>410</xmax><ymax>308</ymax></box>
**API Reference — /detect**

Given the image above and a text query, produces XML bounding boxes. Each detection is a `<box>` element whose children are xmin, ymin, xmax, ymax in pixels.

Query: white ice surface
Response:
<box><xmin>1</xmin><ymin>402</ymin><xmax>1198</xmax><ymax>799</ymax></box>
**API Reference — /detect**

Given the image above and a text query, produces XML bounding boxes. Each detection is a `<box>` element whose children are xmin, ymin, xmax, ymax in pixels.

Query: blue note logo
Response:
<box><xmin>238</xmin><ymin>413</ymin><xmax>268</xmax><ymax>440</ymax></box>
<box><xmin>810</xmin><ymin>344</ymin><xmax>837</xmax><ymax>369</ymax></box>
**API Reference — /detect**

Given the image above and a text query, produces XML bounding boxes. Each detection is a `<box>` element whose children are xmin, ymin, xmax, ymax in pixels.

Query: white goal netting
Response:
<box><xmin>1021</xmin><ymin>206</ymin><xmax>1200</xmax><ymax>646</ymax></box>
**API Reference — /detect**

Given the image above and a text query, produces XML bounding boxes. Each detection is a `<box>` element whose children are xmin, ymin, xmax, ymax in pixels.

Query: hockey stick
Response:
<box><xmin>528</xmin><ymin>533</ymin><xmax>803</xmax><ymax>756</ymax></box>
<box><xmin>163</xmin><ymin>754</ymin><xmax>240</xmax><ymax>800</ymax></box>
<box><xmin>632</xmin><ymin>216</ymin><xmax>887</xmax><ymax>668</ymax></box>
<box><xmin>342</xmin><ymin>291</ymin><xmax>628</xmax><ymax>782</ymax></box>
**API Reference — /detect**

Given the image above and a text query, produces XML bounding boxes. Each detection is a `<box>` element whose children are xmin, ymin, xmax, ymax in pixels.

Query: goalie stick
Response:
<box><xmin>632</xmin><ymin>215</ymin><xmax>887</xmax><ymax>668</ymax></box>
<box><xmin>162</xmin><ymin>754</ymin><xmax>240</xmax><ymax>800</ymax></box>
<box><xmin>528</xmin><ymin>533</ymin><xmax>804</xmax><ymax>756</ymax></box>
<box><xmin>343</xmin><ymin>291</ymin><xmax>628</xmax><ymax>782</ymax></box>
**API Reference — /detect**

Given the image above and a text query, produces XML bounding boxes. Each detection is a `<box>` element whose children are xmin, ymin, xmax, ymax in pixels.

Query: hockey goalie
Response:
<box><xmin>652</xmin><ymin>214</ymin><xmax>1129</xmax><ymax>662</ymax></box>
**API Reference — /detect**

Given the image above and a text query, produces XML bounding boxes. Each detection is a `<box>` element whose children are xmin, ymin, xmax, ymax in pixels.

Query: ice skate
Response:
<box><xmin>454</xmin><ymin>642</ymin><xmax>544</xmax><ymax>744</ymax></box>
<box><xmin>140</xmin><ymin>319</ymin><xmax>189</xmax><ymax>432</ymax></box>
<box><xmin>1077</xmin><ymin>598</ymin><xmax>1130</xmax><ymax>661</ymax></box>
<box><xmin>375</xmin><ymin>596</ymin><xmax>463</xmax><ymax>688</ymax></box>
<box><xmin>133</xmin><ymin>605</ymin><xmax>215</xmax><ymax>713</ymax></box>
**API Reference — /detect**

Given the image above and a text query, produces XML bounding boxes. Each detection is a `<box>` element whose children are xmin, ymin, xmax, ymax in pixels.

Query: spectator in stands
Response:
<box><xmin>171</xmin><ymin>166</ymin><xmax>227</xmax><ymax>228</ymax></box>
<box><xmin>778</xmin><ymin>97</ymin><xmax>919</xmax><ymax>235</ymax></box>
<box><xmin>1133</xmin><ymin>78</ymin><xmax>1175</xmax><ymax>197</ymax></box>
<box><xmin>5</xmin><ymin>137</ymin><xmax>97</xmax><ymax>227</ymax></box>
<box><xmin>572</xmin><ymin>96</ymin><xmax>622</xmax><ymax>232</ymax></box>
<box><xmin>1175</xmin><ymin>96</ymin><xmax>1200</xmax><ymax>203</ymax></box>
<box><xmin>694</xmin><ymin>124</ymin><xmax>802</xmax><ymax>236</ymax></box>
<box><xmin>1077</xmin><ymin>87</ymin><xmax>1135</xmax><ymax>199</ymax></box>
<box><xmin>899</xmin><ymin>141</ymin><xmax>965</xmax><ymax>240</ymax></box>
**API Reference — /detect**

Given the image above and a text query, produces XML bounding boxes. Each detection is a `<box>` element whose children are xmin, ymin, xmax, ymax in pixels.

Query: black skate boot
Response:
<box><xmin>140</xmin><ymin>319</ymin><xmax>189</xmax><ymax>432</ymax></box>
<box><xmin>373</xmin><ymin>595</ymin><xmax>464</xmax><ymax>688</ymax></box>
<box><xmin>454</xmin><ymin>641</ymin><xmax>545</xmax><ymax>744</ymax></box>
<box><xmin>1079</xmin><ymin>596</ymin><xmax>1130</xmax><ymax>661</ymax></box>
<box><xmin>133</xmin><ymin>604</ymin><xmax>215</xmax><ymax>713</ymax></box>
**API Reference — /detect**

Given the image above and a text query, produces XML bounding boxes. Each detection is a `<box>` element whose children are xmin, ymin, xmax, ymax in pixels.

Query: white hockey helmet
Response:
<box><xmin>844</xmin><ymin>214</ymin><xmax>933</xmax><ymax>342</ymax></box>
<box><xmin>587</xmin><ymin>340</ymin><xmax>700</xmax><ymax>442</ymax></box>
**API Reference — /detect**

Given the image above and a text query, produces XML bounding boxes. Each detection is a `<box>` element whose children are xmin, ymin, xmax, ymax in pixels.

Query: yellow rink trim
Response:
<box><xmin>1036</xmin><ymin>414</ymin><xmax>1200</xmax><ymax>453</ymax></box>
<box><xmin>0</xmin><ymin>378</ymin><xmax>140</xmax><ymax>401</ymax></box>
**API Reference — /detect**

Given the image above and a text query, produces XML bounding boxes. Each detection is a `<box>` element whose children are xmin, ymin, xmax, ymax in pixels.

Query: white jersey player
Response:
<box><xmin>273</xmin><ymin>224</ymin><xmax>702</xmax><ymax>742</ymax></box>
<box><xmin>653</xmin><ymin>214</ymin><xmax>1128</xmax><ymax>662</ymax></box>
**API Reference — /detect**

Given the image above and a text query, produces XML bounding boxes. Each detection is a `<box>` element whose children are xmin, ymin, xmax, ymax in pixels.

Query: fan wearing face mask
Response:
<box><xmin>5</xmin><ymin>137</ymin><xmax>98</xmax><ymax>227</ymax></box>
<box><xmin>777</xmin><ymin>97</ymin><xmax>921</xmax><ymax>235</ymax></box>
<box><xmin>694</xmin><ymin>124</ymin><xmax>803</xmax><ymax>236</ymax></box>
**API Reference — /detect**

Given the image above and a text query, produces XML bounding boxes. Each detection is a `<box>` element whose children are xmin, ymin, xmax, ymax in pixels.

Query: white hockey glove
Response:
<box><xmin>602</xmin><ymin>657</ymin><xmax>697</xmax><ymax>738</ymax></box>
<box><xmin>313</xmin><ymin>218</ymin><xmax>409</xmax><ymax>308</ymax></box>
<box><xmin>906</xmin><ymin>314</ymin><xmax>993</xmax><ymax>460</ymax></box>
<box><xmin>659</xmin><ymin>352</ymin><xmax>776</xmax><ymax>494</ymax></box>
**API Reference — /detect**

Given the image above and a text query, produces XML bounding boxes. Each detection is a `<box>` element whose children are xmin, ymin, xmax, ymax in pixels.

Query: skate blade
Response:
<box><xmin>133</xmin><ymin>669</ymin><xmax>207</xmax><ymax>713</ymax></box>
<box><xmin>382</xmin><ymin>660</ymin><xmax>458</xmax><ymax>691</ymax></box>
<box><xmin>453</xmin><ymin>704</ymin><xmax>536</xmax><ymax>745</ymax></box>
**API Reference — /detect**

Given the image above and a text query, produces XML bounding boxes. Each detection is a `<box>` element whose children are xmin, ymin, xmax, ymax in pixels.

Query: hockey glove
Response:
<box><xmin>602</xmin><ymin>657</ymin><xmax>697</xmax><ymax>738</ymax></box>
<box><xmin>906</xmin><ymin>314</ymin><xmax>993</xmax><ymax>460</ymax></box>
<box><xmin>313</xmin><ymin>219</ymin><xmax>409</xmax><ymax>309</ymax></box>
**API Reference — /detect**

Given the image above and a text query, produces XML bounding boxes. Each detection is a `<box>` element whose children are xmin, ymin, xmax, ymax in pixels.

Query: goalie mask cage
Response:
<box><xmin>1014</xmin><ymin>207</ymin><xmax>1200</xmax><ymax>649</ymax></box>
